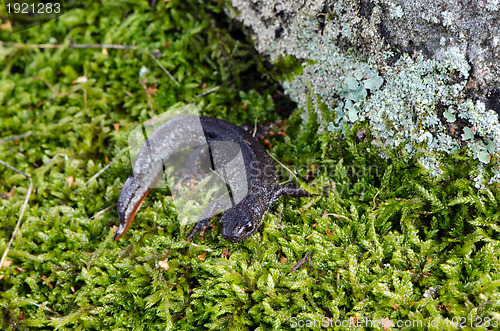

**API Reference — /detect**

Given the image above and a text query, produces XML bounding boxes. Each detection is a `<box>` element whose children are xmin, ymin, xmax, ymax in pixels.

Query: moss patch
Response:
<box><xmin>1</xmin><ymin>1</ymin><xmax>500</xmax><ymax>330</ymax></box>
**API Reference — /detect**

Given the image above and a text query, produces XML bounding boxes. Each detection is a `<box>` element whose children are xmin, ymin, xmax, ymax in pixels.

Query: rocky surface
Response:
<box><xmin>227</xmin><ymin>0</ymin><xmax>500</xmax><ymax>187</ymax></box>
<box><xmin>229</xmin><ymin>0</ymin><xmax>500</xmax><ymax>110</ymax></box>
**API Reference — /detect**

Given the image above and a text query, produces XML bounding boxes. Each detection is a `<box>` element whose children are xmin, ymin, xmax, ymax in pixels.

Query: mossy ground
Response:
<box><xmin>1</xmin><ymin>1</ymin><xmax>500</xmax><ymax>330</ymax></box>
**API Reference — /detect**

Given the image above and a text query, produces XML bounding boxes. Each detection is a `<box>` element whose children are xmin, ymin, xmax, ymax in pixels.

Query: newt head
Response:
<box><xmin>115</xmin><ymin>176</ymin><xmax>151</xmax><ymax>240</ymax></box>
<box><xmin>219</xmin><ymin>205</ymin><xmax>261</xmax><ymax>243</ymax></box>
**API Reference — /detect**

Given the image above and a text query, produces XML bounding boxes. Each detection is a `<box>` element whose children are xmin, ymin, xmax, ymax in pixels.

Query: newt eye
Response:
<box><xmin>244</xmin><ymin>222</ymin><xmax>253</xmax><ymax>232</ymax></box>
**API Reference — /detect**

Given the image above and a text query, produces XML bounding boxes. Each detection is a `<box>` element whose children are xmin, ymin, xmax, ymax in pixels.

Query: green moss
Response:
<box><xmin>1</xmin><ymin>1</ymin><xmax>500</xmax><ymax>330</ymax></box>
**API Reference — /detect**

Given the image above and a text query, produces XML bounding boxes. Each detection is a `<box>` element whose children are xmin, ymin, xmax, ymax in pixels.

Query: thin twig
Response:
<box><xmin>88</xmin><ymin>149</ymin><xmax>126</xmax><ymax>183</ymax></box>
<box><xmin>322</xmin><ymin>211</ymin><xmax>351</xmax><ymax>222</ymax></box>
<box><xmin>252</xmin><ymin>115</ymin><xmax>259</xmax><ymax>138</ymax></box>
<box><xmin>299</xmin><ymin>194</ymin><xmax>320</xmax><ymax>211</ymax></box>
<box><xmin>139</xmin><ymin>79</ymin><xmax>155</xmax><ymax>116</ymax></box>
<box><xmin>147</xmin><ymin>51</ymin><xmax>180</xmax><ymax>86</ymax></box>
<box><xmin>0</xmin><ymin>41</ymin><xmax>65</xmax><ymax>49</ymax></box>
<box><xmin>83</xmin><ymin>88</ymin><xmax>88</xmax><ymax>113</ymax></box>
<box><xmin>90</xmin><ymin>204</ymin><xmax>117</xmax><ymax>220</ymax></box>
<box><xmin>230</xmin><ymin>40</ymin><xmax>239</xmax><ymax>56</ymax></box>
<box><xmin>31</xmin><ymin>301</ymin><xmax>61</xmax><ymax>315</ymax></box>
<box><xmin>33</xmin><ymin>76</ymin><xmax>88</xmax><ymax>112</ymax></box>
<box><xmin>290</xmin><ymin>250</ymin><xmax>314</xmax><ymax>271</ymax></box>
<box><xmin>0</xmin><ymin>41</ymin><xmax>140</xmax><ymax>50</ymax></box>
<box><xmin>279</xmin><ymin>219</ymin><xmax>286</xmax><ymax>239</ymax></box>
<box><xmin>3</xmin><ymin>40</ymin><xmax>178</xmax><ymax>90</ymax></box>
<box><xmin>195</xmin><ymin>79</ymin><xmax>235</xmax><ymax>99</ymax></box>
<box><xmin>70</xmin><ymin>43</ymin><xmax>140</xmax><ymax>50</ymax></box>
<box><xmin>268</xmin><ymin>152</ymin><xmax>300</xmax><ymax>183</ymax></box>
<box><xmin>48</xmin><ymin>154</ymin><xmax>69</xmax><ymax>163</ymax></box>
<box><xmin>0</xmin><ymin>132</ymin><xmax>33</xmax><ymax>143</ymax></box>
<box><xmin>3</xmin><ymin>40</ymin><xmax>176</xmax><ymax>88</ymax></box>
<box><xmin>195</xmin><ymin>85</ymin><xmax>221</xmax><ymax>98</ymax></box>
<box><xmin>59</xmin><ymin>86</ymin><xmax>84</xmax><ymax>98</ymax></box>
<box><xmin>32</xmin><ymin>76</ymin><xmax>59</xmax><ymax>95</ymax></box>
<box><xmin>372</xmin><ymin>185</ymin><xmax>386</xmax><ymax>210</ymax></box>
<box><xmin>0</xmin><ymin>160</ymin><xmax>33</xmax><ymax>269</ymax></box>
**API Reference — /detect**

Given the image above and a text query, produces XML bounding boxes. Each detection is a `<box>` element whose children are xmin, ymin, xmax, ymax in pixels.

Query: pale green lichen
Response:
<box><xmin>281</xmin><ymin>27</ymin><xmax>500</xmax><ymax>186</ymax></box>
<box><xmin>228</xmin><ymin>0</ymin><xmax>500</xmax><ymax>187</ymax></box>
<box><xmin>389</xmin><ymin>4</ymin><xmax>404</xmax><ymax>19</ymax></box>
<box><xmin>363</xmin><ymin>50</ymin><xmax>500</xmax><ymax>183</ymax></box>
<box><xmin>456</xmin><ymin>100</ymin><xmax>500</xmax><ymax>170</ymax></box>
<box><xmin>443</xmin><ymin>108</ymin><xmax>456</xmax><ymax>122</ymax></box>
<box><xmin>352</xmin><ymin>50</ymin><xmax>468</xmax><ymax>154</ymax></box>
<box><xmin>486</xmin><ymin>0</ymin><xmax>500</xmax><ymax>11</ymax></box>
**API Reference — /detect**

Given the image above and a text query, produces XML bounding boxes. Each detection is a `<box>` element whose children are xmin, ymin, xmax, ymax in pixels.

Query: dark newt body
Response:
<box><xmin>115</xmin><ymin>115</ymin><xmax>309</xmax><ymax>243</ymax></box>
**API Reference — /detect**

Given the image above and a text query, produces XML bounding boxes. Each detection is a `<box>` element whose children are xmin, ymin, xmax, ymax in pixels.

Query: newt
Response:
<box><xmin>114</xmin><ymin>115</ymin><xmax>309</xmax><ymax>243</ymax></box>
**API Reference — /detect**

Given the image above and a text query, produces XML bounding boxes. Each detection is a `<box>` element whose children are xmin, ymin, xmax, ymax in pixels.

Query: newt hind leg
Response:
<box><xmin>277</xmin><ymin>183</ymin><xmax>310</xmax><ymax>198</ymax></box>
<box><xmin>267</xmin><ymin>183</ymin><xmax>310</xmax><ymax>208</ymax></box>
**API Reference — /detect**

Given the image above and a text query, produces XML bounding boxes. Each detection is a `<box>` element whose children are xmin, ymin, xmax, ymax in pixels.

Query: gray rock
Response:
<box><xmin>230</xmin><ymin>0</ymin><xmax>500</xmax><ymax>109</ymax></box>
<box><xmin>227</xmin><ymin>0</ymin><xmax>500</xmax><ymax>187</ymax></box>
